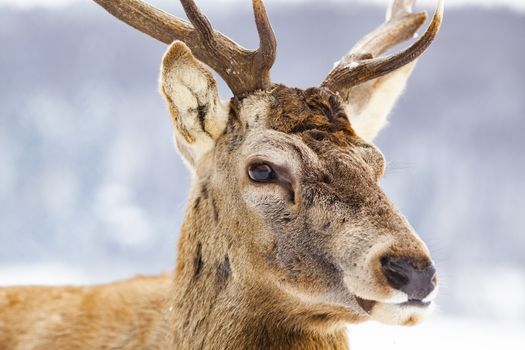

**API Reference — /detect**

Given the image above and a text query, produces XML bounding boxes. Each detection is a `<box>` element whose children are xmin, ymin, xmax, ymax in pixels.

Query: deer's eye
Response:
<box><xmin>248</xmin><ymin>163</ymin><xmax>276</xmax><ymax>182</ymax></box>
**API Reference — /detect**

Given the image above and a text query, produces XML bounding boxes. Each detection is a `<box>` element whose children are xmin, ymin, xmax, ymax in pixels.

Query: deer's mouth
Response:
<box><xmin>354</xmin><ymin>295</ymin><xmax>434</xmax><ymax>326</ymax></box>
<box><xmin>356</xmin><ymin>296</ymin><xmax>432</xmax><ymax>312</ymax></box>
<box><xmin>401</xmin><ymin>299</ymin><xmax>432</xmax><ymax>307</ymax></box>
<box><xmin>355</xmin><ymin>296</ymin><xmax>377</xmax><ymax>313</ymax></box>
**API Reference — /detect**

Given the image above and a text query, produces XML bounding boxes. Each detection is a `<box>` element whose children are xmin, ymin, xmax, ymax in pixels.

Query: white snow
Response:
<box><xmin>345</xmin><ymin>61</ymin><xmax>361</xmax><ymax>69</ymax></box>
<box><xmin>349</xmin><ymin>314</ymin><xmax>525</xmax><ymax>350</ymax></box>
<box><xmin>0</xmin><ymin>264</ymin><xmax>150</xmax><ymax>287</ymax></box>
<box><xmin>0</xmin><ymin>263</ymin><xmax>91</xmax><ymax>286</ymax></box>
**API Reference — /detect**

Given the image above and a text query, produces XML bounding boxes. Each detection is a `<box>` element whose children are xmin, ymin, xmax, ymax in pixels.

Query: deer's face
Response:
<box><xmin>160</xmin><ymin>41</ymin><xmax>437</xmax><ymax>328</ymax></box>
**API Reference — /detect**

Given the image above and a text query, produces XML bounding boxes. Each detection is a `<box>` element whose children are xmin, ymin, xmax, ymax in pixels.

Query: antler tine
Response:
<box><xmin>253</xmin><ymin>0</ymin><xmax>277</xmax><ymax>72</ymax></box>
<box><xmin>93</xmin><ymin>0</ymin><xmax>277</xmax><ymax>97</ymax></box>
<box><xmin>179</xmin><ymin>0</ymin><xmax>276</xmax><ymax>94</ymax></box>
<box><xmin>322</xmin><ymin>0</ymin><xmax>444</xmax><ymax>92</ymax></box>
<box><xmin>93</xmin><ymin>0</ymin><xmax>194</xmax><ymax>44</ymax></box>
<box><xmin>351</xmin><ymin>0</ymin><xmax>427</xmax><ymax>61</ymax></box>
<box><xmin>180</xmin><ymin>0</ymin><xmax>215</xmax><ymax>41</ymax></box>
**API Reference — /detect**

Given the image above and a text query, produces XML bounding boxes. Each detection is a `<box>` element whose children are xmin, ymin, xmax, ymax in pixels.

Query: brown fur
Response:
<box><xmin>0</xmin><ymin>275</ymin><xmax>170</xmax><ymax>349</ymax></box>
<box><xmin>0</xmin><ymin>41</ymin><xmax>436</xmax><ymax>349</ymax></box>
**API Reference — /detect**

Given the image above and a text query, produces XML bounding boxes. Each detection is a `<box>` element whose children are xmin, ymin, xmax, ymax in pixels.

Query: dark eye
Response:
<box><xmin>248</xmin><ymin>163</ymin><xmax>276</xmax><ymax>182</ymax></box>
<box><xmin>310</xmin><ymin>130</ymin><xmax>326</xmax><ymax>141</ymax></box>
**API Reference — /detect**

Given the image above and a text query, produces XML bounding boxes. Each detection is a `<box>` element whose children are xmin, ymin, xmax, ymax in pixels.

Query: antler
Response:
<box><xmin>93</xmin><ymin>0</ymin><xmax>276</xmax><ymax>97</ymax></box>
<box><xmin>322</xmin><ymin>0</ymin><xmax>444</xmax><ymax>92</ymax></box>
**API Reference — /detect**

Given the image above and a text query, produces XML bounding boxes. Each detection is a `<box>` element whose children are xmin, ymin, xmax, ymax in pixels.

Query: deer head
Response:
<box><xmin>95</xmin><ymin>0</ymin><xmax>443</xmax><ymax>330</ymax></box>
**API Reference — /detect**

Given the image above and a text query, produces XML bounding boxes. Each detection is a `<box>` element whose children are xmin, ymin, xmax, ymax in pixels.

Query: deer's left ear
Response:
<box><xmin>337</xmin><ymin>62</ymin><xmax>416</xmax><ymax>143</ymax></box>
<box><xmin>160</xmin><ymin>41</ymin><xmax>228</xmax><ymax>167</ymax></box>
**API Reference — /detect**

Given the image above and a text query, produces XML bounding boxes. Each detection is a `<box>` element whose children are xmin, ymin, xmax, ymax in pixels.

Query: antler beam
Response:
<box><xmin>93</xmin><ymin>0</ymin><xmax>276</xmax><ymax>97</ymax></box>
<box><xmin>322</xmin><ymin>0</ymin><xmax>444</xmax><ymax>92</ymax></box>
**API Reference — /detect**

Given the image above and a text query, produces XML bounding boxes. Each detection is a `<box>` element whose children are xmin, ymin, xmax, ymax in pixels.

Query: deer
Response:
<box><xmin>0</xmin><ymin>0</ymin><xmax>443</xmax><ymax>349</ymax></box>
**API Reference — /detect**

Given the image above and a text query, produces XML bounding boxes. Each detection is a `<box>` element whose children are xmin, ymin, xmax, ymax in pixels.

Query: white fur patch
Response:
<box><xmin>383</xmin><ymin>290</ymin><xmax>409</xmax><ymax>304</ymax></box>
<box><xmin>371</xmin><ymin>301</ymin><xmax>435</xmax><ymax>326</ymax></box>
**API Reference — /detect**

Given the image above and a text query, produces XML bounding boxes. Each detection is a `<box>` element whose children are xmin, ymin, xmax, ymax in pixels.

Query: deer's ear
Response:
<box><xmin>160</xmin><ymin>41</ymin><xmax>228</xmax><ymax>167</ymax></box>
<box><xmin>339</xmin><ymin>62</ymin><xmax>416</xmax><ymax>143</ymax></box>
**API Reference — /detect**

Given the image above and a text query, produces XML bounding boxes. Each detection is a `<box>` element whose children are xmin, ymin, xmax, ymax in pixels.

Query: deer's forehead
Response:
<box><xmin>238</xmin><ymin>85</ymin><xmax>355</xmax><ymax>135</ymax></box>
<box><xmin>236</xmin><ymin>85</ymin><xmax>362</xmax><ymax>163</ymax></box>
<box><xmin>269</xmin><ymin>85</ymin><xmax>355</xmax><ymax>136</ymax></box>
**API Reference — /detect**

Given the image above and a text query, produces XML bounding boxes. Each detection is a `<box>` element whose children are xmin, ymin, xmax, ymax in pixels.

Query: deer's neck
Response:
<box><xmin>162</xmin><ymin>182</ymin><xmax>350</xmax><ymax>350</ymax></box>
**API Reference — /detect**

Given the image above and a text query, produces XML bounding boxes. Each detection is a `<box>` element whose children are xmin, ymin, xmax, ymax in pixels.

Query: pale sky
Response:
<box><xmin>1</xmin><ymin>0</ymin><xmax>525</xmax><ymax>13</ymax></box>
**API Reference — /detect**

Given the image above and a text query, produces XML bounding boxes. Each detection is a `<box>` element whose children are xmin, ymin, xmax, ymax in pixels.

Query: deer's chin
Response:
<box><xmin>355</xmin><ymin>296</ymin><xmax>435</xmax><ymax>326</ymax></box>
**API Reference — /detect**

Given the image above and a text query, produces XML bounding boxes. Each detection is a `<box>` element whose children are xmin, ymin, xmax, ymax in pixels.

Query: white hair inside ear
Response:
<box><xmin>159</xmin><ymin>41</ymin><xmax>228</xmax><ymax>167</ymax></box>
<box><xmin>341</xmin><ymin>62</ymin><xmax>416</xmax><ymax>143</ymax></box>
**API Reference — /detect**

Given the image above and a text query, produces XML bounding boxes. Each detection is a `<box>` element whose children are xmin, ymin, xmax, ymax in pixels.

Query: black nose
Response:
<box><xmin>380</xmin><ymin>256</ymin><xmax>436</xmax><ymax>301</ymax></box>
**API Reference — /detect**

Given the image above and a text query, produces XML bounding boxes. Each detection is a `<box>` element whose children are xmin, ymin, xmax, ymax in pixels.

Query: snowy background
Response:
<box><xmin>0</xmin><ymin>0</ymin><xmax>524</xmax><ymax>348</ymax></box>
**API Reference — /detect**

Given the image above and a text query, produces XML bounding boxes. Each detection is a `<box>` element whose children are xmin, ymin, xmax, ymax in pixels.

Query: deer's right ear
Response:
<box><xmin>160</xmin><ymin>41</ymin><xmax>228</xmax><ymax>167</ymax></box>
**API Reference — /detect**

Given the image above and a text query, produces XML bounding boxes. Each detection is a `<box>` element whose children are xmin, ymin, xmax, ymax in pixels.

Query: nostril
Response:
<box><xmin>381</xmin><ymin>256</ymin><xmax>437</xmax><ymax>301</ymax></box>
<box><xmin>383</xmin><ymin>267</ymin><xmax>410</xmax><ymax>289</ymax></box>
<box><xmin>381</xmin><ymin>256</ymin><xmax>411</xmax><ymax>290</ymax></box>
<box><xmin>380</xmin><ymin>256</ymin><xmax>388</xmax><ymax>266</ymax></box>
